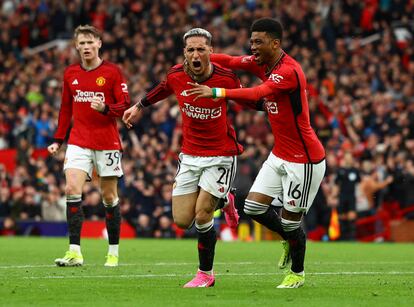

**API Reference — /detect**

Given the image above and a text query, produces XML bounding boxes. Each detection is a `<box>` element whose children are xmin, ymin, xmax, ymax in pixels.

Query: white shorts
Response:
<box><xmin>172</xmin><ymin>153</ymin><xmax>237</xmax><ymax>198</ymax></box>
<box><xmin>64</xmin><ymin>145</ymin><xmax>123</xmax><ymax>180</ymax></box>
<box><xmin>250</xmin><ymin>152</ymin><xmax>325</xmax><ymax>213</ymax></box>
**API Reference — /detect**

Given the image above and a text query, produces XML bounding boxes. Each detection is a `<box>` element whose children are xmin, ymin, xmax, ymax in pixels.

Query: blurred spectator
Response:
<box><xmin>41</xmin><ymin>184</ymin><xmax>66</xmax><ymax>221</ymax></box>
<box><xmin>335</xmin><ymin>152</ymin><xmax>361</xmax><ymax>240</ymax></box>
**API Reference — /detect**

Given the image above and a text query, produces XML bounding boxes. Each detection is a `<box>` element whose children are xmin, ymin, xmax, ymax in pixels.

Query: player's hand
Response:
<box><xmin>122</xmin><ymin>104</ymin><xmax>141</xmax><ymax>129</ymax></box>
<box><xmin>186</xmin><ymin>82</ymin><xmax>213</xmax><ymax>100</ymax></box>
<box><xmin>47</xmin><ymin>142</ymin><xmax>60</xmax><ymax>155</ymax></box>
<box><xmin>90</xmin><ymin>96</ymin><xmax>106</xmax><ymax>112</ymax></box>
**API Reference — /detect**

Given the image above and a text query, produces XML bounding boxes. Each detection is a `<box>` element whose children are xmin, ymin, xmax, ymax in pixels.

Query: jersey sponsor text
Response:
<box><xmin>181</xmin><ymin>103</ymin><xmax>222</xmax><ymax>120</ymax></box>
<box><xmin>73</xmin><ymin>90</ymin><xmax>105</xmax><ymax>103</ymax></box>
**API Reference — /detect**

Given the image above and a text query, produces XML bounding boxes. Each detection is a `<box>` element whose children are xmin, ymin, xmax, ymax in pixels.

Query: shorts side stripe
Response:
<box><xmin>301</xmin><ymin>164</ymin><xmax>313</xmax><ymax>208</ymax></box>
<box><xmin>226</xmin><ymin>156</ymin><xmax>237</xmax><ymax>194</ymax></box>
<box><xmin>299</xmin><ymin>164</ymin><xmax>308</xmax><ymax>208</ymax></box>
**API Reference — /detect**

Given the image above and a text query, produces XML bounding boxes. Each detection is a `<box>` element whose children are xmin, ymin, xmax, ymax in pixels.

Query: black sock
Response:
<box><xmin>246</xmin><ymin>206</ymin><xmax>287</xmax><ymax>240</ymax></box>
<box><xmin>197</xmin><ymin>225</ymin><xmax>217</xmax><ymax>272</ymax></box>
<box><xmin>66</xmin><ymin>199</ymin><xmax>83</xmax><ymax>245</ymax></box>
<box><xmin>105</xmin><ymin>205</ymin><xmax>121</xmax><ymax>245</ymax></box>
<box><xmin>284</xmin><ymin>226</ymin><xmax>306</xmax><ymax>273</ymax></box>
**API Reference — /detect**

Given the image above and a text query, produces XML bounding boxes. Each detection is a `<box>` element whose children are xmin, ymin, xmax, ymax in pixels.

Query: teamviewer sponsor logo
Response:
<box><xmin>73</xmin><ymin>90</ymin><xmax>105</xmax><ymax>103</ymax></box>
<box><xmin>182</xmin><ymin>103</ymin><xmax>221</xmax><ymax>120</ymax></box>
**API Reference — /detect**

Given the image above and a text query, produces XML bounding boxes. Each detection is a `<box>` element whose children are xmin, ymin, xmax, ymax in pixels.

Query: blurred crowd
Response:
<box><xmin>1</xmin><ymin>0</ymin><xmax>413</xmax><ymax>240</ymax></box>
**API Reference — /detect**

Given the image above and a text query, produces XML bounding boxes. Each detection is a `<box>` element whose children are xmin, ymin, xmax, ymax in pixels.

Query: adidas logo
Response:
<box><xmin>72</xmin><ymin>79</ymin><xmax>79</xmax><ymax>85</ymax></box>
<box><xmin>113</xmin><ymin>166</ymin><xmax>120</xmax><ymax>171</ymax></box>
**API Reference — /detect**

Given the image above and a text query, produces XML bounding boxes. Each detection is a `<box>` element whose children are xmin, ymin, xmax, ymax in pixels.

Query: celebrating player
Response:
<box><xmin>187</xmin><ymin>18</ymin><xmax>326</xmax><ymax>288</ymax></box>
<box><xmin>123</xmin><ymin>28</ymin><xmax>249</xmax><ymax>287</ymax></box>
<box><xmin>48</xmin><ymin>25</ymin><xmax>130</xmax><ymax>267</ymax></box>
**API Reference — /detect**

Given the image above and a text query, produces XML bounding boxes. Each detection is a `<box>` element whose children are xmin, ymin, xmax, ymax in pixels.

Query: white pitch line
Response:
<box><xmin>1</xmin><ymin>261</ymin><xmax>413</xmax><ymax>270</ymax></box>
<box><xmin>0</xmin><ymin>262</ymin><xmax>255</xmax><ymax>269</ymax></box>
<box><xmin>18</xmin><ymin>271</ymin><xmax>414</xmax><ymax>280</ymax></box>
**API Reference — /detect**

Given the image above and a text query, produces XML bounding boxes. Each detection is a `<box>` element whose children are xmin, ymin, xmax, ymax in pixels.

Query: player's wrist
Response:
<box><xmin>135</xmin><ymin>101</ymin><xmax>144</xmax><ymax>110</ymax></box>
<box><xmin>212</xmin><ymin>88</ymin><xmax>226</xmax><ymax>98</ymax></box>
<box><xmin>102</xmin><ymin>104</ymin><xmax>109</xmax><ymax>114</ymax></box>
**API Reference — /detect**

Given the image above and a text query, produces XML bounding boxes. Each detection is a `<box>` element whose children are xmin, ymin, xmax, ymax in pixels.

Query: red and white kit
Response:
<box><xmin>54</xmin><ymin>61</ymin><xmax>130</xmax><ymax>150</ymax></box>
<box><xmin>211</xmin><ymin>53</ymin><xmax>326</xmax><ymax>211</ymax></box>
<box><xmin>54</xmin><ymin>61</ymin><xmax>130</xmax><ymax>178</ymax></box>
<box><xmin>142</xmin><ymin>64</ymin><xmax>243</xmax><ymax>197</ymax></box>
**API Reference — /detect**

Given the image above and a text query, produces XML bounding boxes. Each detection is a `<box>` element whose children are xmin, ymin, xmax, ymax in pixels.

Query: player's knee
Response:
<box><xmin>243</xmin><ymin>199</ymin><xmax>268</xmax><ymax>216</ymax></box>
<box><xmin>173</xmin><ymin>215</ymin><xmax>193</xmax><ymax>229</ymax></box>
<box><xmin>103</xmin><ymin>197</ymin><xmax>119</xmax><ymax>207</ymax></box>
<box><xmin>65</xmin><ymin>183</ymin><xmax>82</xmax><ymax>196</ymax></box>
<box><xmin>195</xmin><ymin>208</ymin><xmax>214</xmax><ymax>224</ymax></box>
<box><xmin>281</xmin><ymin>217</ymin><xmax>301</xmax><ymax>233</ymax></box>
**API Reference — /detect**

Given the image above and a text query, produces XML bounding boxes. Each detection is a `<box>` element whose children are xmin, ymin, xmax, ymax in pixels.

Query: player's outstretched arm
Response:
<box><xmin>187</xmin><ymin>82</ymin><xmax>273</xmax><ymax>102</ymax></box>
<box><xmin>211</xmin><ymin>54</ymin><xmax>261</xmax><ymax>75</ymax></box>
<box><xmin>122</xmin><ymin>102</ymin><xmax>143</xmax><ymax>129</ymax></box>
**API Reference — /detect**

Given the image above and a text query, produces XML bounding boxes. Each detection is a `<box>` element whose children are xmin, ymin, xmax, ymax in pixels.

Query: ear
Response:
<box><xmin>272</xmin><ymin>39</ymin><xmax>281</xmax><ymax>50</ymax></box>
<box><xmin>97</xmin><ymin>39</ymin><xmax>102</xmax><ymax>48</ymax></box>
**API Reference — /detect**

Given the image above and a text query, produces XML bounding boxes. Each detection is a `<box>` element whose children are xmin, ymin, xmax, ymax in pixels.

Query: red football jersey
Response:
<box><xmin>54</xmin><ymin>61</ymin><xmax>130</xmax><ymax>150</ymax></box>
<box><xmin>211</xmin><ymin>53</ymin><xmax>325</xmax><ymax>164</ymax></box>
<box><xmin>141</xmin><ymin>64</ymin><xmax>244</xmax><ymax>157</ymax></box>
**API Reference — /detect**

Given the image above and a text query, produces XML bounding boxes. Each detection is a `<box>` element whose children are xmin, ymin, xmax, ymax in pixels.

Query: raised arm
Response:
<box><xmin>211</xmin><ymin>53</ymin><xmax>262</xmax><ymax>76</ymax></box>
<box><xmin>122</xmin><ymin>78</ymin><xmax>174</xmax><ymax>128</ymax></box>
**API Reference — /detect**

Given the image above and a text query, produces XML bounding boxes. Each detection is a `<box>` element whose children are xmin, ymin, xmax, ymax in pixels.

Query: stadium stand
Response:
<box><xmin>0</xmin><ymin>0</ymin><xmax>413</xmax><ymax>241</ymax></box>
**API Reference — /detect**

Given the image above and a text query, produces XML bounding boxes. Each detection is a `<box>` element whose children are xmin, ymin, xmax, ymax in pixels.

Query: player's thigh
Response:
<box><xmin>94</xmin><ymin>150</ymin><xmax>123</xmax><ymax>178</ymax></box>
<box><xmin>195</xmin><ymin>188</ymin><xmax>218</xmax><ymax>223</ymax></box>
<box><xmin>64</xmin><ymin>144</ymin><xmax>94</xmax><ymax>180</ymax></box>
<box><xmin>199</xmin><ymin>156</ymin><xmax>237</xmax><ymax>199</ymax></box>
<box><xmin>100</xmin><ymin>176</ymin><xmax>119</xmax><ymax>203</ymax></box>
<box><xmin>172</xmin><ymin>154</ymin><xmax>202</xmax><ymax>197</ymax></box>
<box><xmin>172</xmin><ymin>192</ymin><xmax>198</xmax><ymax>228</ymax></box>
<box><xmin>64</xmin><ymin>168</ymin><xmax>88</xmax><ymax>195</ymax></box>
<box><xmin>249</xmin><ymin>153</ymin><xmax>283</xmax><ymax>201</ymax></box>
<box><xmin>282</xmin><ymin>159</ymin><xmax>326</xmax><ymax>214</ymax></box>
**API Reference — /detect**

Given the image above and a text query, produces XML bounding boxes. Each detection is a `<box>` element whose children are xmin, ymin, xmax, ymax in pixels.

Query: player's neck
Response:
<box><xmin>82</xmin><ymin>57</ymin><xmax>103</xmax><ymax>71</ymax></box>
<box><xmin>265</xmin><ymin>50</ymin><xmax>283</xmax><ymax>76</ymax></box>
<box><xmin>184</xmin><ymin>62</ymin><xmax>213</xmax><ymax>83</ymax></box>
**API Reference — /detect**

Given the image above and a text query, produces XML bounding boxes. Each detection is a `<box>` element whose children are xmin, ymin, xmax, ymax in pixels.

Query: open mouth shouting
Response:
<box><xmin>252</xmin><ymin>52</ymin><xmax>262</xmax><ymax>64</ymax></box>
<box><xmin>192</xmin><ymin>60</ymin><xmax>202</xmax><ymax>72</ymax></box>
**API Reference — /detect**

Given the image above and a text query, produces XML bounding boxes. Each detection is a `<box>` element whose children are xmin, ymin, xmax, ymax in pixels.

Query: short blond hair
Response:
<box><xmin>74</xmin><ymin>25</ymin><xmax>102</xmax><ymax>40</ymax></box>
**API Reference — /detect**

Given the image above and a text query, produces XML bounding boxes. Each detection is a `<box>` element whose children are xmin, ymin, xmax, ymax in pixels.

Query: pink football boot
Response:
<box><xmin>222</xmin><ymin>191</ymin><xmax>239</xmax><ymax>229</ymax></box>
<box><xmin>183</xmin><ymin>270</ymin><xmax>215</xmax><ymax>288</ymax></box>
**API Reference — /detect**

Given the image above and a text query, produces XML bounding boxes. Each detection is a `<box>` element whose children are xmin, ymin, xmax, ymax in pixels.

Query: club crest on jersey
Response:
<box><xmin>182</xmin><ymin>103</ymin><xmax>222</xmax><ymax>120</ymax></box>
<box><xmin>96</xmin><ymin>76</ymin><xmax>106</xmax><ymax>86</ymax></box>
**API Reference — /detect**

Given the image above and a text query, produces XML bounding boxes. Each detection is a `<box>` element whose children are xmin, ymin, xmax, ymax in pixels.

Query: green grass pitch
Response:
<box><xmin>0</xmin><ymin>237</ymin><xmax>413</xmax><ymax>306</ymax></box>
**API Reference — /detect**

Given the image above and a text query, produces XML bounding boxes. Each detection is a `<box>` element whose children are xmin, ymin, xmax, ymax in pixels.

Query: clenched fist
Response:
<box><xmin>90</xmin><ymin>95</ymin><xmax>106</xmax><ymax>112</ymax></box>
<box><xmin>47</xmin><ymin>142</ymin><xmax>60</xmax><ymax>155</ymax></box>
